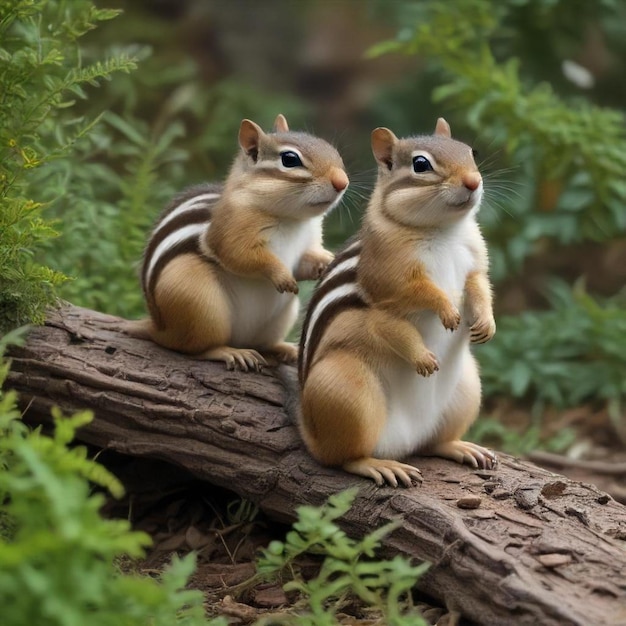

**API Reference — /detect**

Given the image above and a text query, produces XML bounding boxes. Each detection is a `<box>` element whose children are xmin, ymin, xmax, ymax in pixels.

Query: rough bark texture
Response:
<box><xmin>7</xmin><ymin>303</ymin><xmax>626</xmax><ymax>626</ymax></box>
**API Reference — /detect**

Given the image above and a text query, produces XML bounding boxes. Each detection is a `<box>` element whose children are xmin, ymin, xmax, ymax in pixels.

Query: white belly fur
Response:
<box><xmin>374</xmin><ymin>223</ymin><xmax>477</xmax><ymax>458</ymax></box>
<box><xmin>226</xmin><ymin>219</ymin><xmax>315</xmax><ymax>347</ymax></box>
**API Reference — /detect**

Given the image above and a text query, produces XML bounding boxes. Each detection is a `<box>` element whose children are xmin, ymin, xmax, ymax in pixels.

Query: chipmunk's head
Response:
<box><xmin>231</xmin><ymin>114</ymin><xmax>349</xmax><ymax>219</ymax></box>
<box><xmin>370</xmin><ymin>118</ymin><xmax>482</xmax><ymax>228</ymax></box>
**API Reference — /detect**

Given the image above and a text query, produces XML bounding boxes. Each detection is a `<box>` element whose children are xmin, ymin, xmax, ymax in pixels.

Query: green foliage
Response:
<box><xmin>0</xmin><ymin>0</ymin><xmax>137</xmax><ymax>332</ymax></box>
<box><xmin>469</xmin><ymin>416</ymin><xmax>577</xmax><ymax>457</ymax></box>
<box><xmin>369</xmin><ymin>0</ymin><xmax>626</xmax><ymax>446</ymax></box>
<box><xmin>0</xmin><ymin>349</ymin><xmax>226</xmax><ymax>626</ymax></box>
<box><xmin>257</xmin><ymin>488</ymin><xmax>429</xmax><ymax>626</ymax></box>
<box><xmin>36</xmin><ymin>9</ymin><xmax>309</xmax><ymax>319</ymax></box>
<box><xmin>368</xmin><ymin>0</ymin><xmax>626</xmax><ymax>277</ymax></box>
<box><xmin>38</xmin><ymin>110</ymin><xmax>188</xmax><ymax>317</ymax></box>
<box><xmin>41</xmin><ymin>94</ymin><xmax>306</xmax><ymax>319</ymax></box>
<box><xmin>479</xmin><ymin>281</ymin><xmax>626</xmax><ymax>413</ymax></box>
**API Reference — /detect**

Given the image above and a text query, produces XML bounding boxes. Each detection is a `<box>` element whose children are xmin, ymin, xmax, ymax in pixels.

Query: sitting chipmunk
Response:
<box><xmin>125</xmin><ymin>114</ymin><xmax>348</xmax><ymax>371</ymax></box>
<box><xmin>297</xmin><ymin>118</ymin><xmax>496</xmax><ymax>487</ymax></box>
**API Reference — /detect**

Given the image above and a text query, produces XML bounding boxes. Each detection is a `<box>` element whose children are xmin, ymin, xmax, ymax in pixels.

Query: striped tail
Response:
<box><xmin>298</xmin><ymin>236</ymin><xmax>367</xmax><ymax>384</ymax></box>
<box><xmin>141</xmin><ymin>183</ymin><xmax>222</xmax><ymax>328</ymax></box>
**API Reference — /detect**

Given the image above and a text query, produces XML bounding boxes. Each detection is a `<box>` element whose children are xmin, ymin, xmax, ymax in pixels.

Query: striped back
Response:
<box><xmin>141</xmin><ymin>183</ymin><xmax>222</xmax><ymax>327</ymax></box>
<box><xmin>298</xmin><ymin>237</ymin><xmax>367</xmax><ymax>383</ymax></box>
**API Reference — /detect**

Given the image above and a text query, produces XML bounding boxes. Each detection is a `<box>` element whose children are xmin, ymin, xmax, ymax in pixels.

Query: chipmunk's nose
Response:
<box><xmin>462</xmin><ymin>172</ymin><xmax>482</xmax><ymax>192</ymax></box>
<box><xmin>330</xmin><ymin>168</ymin><xmax>349</xmax><ymax>192</ymax></box>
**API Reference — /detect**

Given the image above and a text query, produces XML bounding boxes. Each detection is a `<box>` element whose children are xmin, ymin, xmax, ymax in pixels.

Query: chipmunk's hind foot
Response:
<box><xmin>430</xmin><ymin>440</ymin><xmax>497</xmax><ymax>470</ymax></box>
<box><xmin>262</xmin><ymin>341</ymin><xmax>298</xmax><ymax>365</ymax></box>
<box><xmin>195</xmin><ymin>346</ymin><xmax>267</xmax><ymax>371</ymax></box>
<box><xmin>343</xmin><ymin>457</ymin><xmax>423</xmax><ymax>488</ymax></box>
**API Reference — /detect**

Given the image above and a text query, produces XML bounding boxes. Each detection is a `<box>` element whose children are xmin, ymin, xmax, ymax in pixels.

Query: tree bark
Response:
<box><xmin>6</xmin><ymin>303</ymin><xmax>626</xmax><ymax>626</ymax></box>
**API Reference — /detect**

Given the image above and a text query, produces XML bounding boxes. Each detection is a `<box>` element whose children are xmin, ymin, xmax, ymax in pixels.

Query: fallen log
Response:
<box><xmin>6</xmin><ymin>303</ymin><xmax>626</xmax><ymax>626</ymax></box>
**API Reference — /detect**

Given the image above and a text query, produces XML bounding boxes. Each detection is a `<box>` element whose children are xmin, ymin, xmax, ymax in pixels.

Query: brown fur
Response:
<box><xmin>127</xmin><ymin>115</ymin><xmax>347</xmax><ymax>370</ymax></box>
<box><xmin>298</xmin><ymin>118</ymin><xmax>496</xmax><ymax>486</ymax></box>
<box><xmin>359</xmin><ymin>220</ymin><xmax>461</xmax><ymax>330</ymax></box>
<box><xmin>207</xmin><ymin>206</ymin><xmax>299</xmax><ymax>294</ymax></box>
<box><xmin>148</xmin><ymin>254</ymin><xmax>231</xmax><ymax>354</ymax></box>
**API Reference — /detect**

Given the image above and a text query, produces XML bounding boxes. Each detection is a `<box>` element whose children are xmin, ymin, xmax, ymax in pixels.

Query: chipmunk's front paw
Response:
<box><xmin>272</xmin><ymin>272</ymin><xmax>299</xmax><ymax>294</ymax></box>
<box><xmin>470</xmin><ymin>315</ymin><xmax>496</xmax><ymax>344</ymax></box>
<box><xmin>295</xmin><ymin>249</ymin><xmax>334</xmax><ymax>281</ymax></box>
<box><xmin>439</xmin><ymin>303</ymin><xmax>461</xmax><ymax>331</ymax></box>
<box><xmin>414</xmin><ymin>350</ymin><xmax>439</xmax><ymax>377</ymax></box>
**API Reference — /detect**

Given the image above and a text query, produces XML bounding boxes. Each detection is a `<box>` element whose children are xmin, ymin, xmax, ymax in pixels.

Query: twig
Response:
<box><xmin>527</xmin><ymin>451</ymin><xmax>626</xmax><ymax>476</ymax></box>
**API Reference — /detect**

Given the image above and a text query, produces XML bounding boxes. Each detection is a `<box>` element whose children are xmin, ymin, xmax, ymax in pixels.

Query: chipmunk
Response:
<box><xmin>125</xmin><ymin>114</ymin><xmax>348</xmax><ymax>371</ymax></box>
<box><xmin>297</xmin><ymin>118</ymin><xmax>496</xmax><ymax>487</ymax></box>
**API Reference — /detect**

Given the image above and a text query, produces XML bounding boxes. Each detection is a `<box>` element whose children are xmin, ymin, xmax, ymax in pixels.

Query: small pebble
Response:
<box><xmin>457</xmin><ymin>495</ymin><xmax>482</xmax><ymax>509</ymax></box>
<box><xmin>537</xmin><ymin>553</ymin><xmax>572</xmax><ymax>568</ymax></box>
<box><xmin>540</xmin><ymin>480</ymin><xmax>567</xmax><ymax>499</ymax></box>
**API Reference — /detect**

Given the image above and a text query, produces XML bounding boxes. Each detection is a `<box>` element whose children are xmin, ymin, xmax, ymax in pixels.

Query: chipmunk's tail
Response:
<box><xmin>276</xmin><ymin>364</ymin><xmax>301</xmax><ymax>426</ymax></box>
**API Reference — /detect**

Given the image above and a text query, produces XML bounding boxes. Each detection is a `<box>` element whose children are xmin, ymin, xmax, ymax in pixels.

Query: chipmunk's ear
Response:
<box><xmin>434</xmin><ymin>117</ymin><xmax>451</xmax><ymax>138</ymax></box>
<box><xmin>273</xmin><ymin>113</ymin><xmax>289</xmax><ymax>133</ymax></box>
<box><xmin>239</xmin><ymin>119</ymin><xmax>265</xmax><ymax>162</ymax></box>
<box><xmin>371</xmin><ymin>127</ymin><xmax>398</xmax><ymax>171</ymax></box>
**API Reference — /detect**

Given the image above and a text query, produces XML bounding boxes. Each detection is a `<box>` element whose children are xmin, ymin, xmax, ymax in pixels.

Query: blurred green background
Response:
<box><xmin>2</xmin><ymin>0</ymin><xmax>626</xmax><ymax>456</ymax></box>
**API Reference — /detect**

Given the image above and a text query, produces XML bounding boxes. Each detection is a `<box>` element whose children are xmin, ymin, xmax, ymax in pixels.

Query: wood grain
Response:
<box><xmin>7</xmin><ymin>303</ymin><xmax>626</xmax><ymax>626</ymax></box>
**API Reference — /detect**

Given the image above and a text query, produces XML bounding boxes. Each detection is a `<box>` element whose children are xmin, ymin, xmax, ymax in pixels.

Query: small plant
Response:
<box><xmin>39</xmin><ymin>111</ymin><xmax>188</xmax><ymax>318</ymax></box>
<box><xmin>0</xmin><ymin>342</ymin><xmax>226</xmax><ymax>626</ymax></box>
<box><xmin>257</xmin><ymin>488</ymin><xmax>429</xmax><ymax>625</ymax></box>
<box><xmin>0</xmin><ymin>0</ymin><xmax>137</xmax><ymax>332</ymax></box>
<box><xmin>478</xmin><ymin>281</ymin><xmax>626</xmax><ymax>416</ymax></box>
<box><xmin>468</xmin><ymin>416</ymin><xmax>577</xmax><ymax>457</ymax></box>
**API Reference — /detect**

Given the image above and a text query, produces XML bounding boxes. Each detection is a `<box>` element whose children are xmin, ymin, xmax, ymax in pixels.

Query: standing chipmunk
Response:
<box><xmin>126</xmin><ymin>114</ymin><xmax>348</xmax><ymax>370</ymax></box>
<box><xmin>297</xmin><ymin>118</ymin><xmax>496</xmax><ymax>487</ymax></box>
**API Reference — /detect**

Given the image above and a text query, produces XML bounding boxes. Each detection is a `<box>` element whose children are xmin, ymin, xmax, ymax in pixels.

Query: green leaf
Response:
<box><xmin>364</xmin><ymin>40</ymin><xmax>404</xmax><ymax>59</ymax></box>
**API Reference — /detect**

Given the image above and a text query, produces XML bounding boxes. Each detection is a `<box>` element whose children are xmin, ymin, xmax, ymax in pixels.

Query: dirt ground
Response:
<box><xmin>101</xmin><ymin>404</ymin><xmax>626</xmax><ymax>626</ymax></box>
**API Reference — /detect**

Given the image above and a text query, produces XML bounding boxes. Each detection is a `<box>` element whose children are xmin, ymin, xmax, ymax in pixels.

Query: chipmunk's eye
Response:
<box><xmin>413</xmin><ymin>155</ymin><xmax>433</xmax><ymax>173</ymax></box>
<box><xmin>280</xmin><ymin>151</ymin><xmax>303</xmax><ymax>168</ymax></box>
